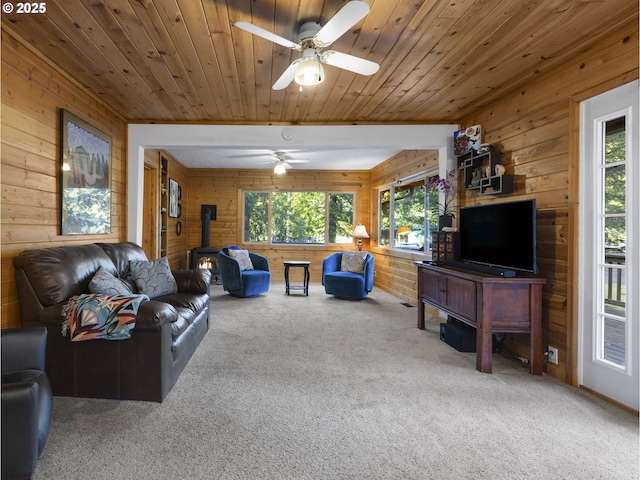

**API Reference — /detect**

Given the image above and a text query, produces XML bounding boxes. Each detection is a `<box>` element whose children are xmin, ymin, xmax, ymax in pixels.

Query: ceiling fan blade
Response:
<box><xmin>270</xmin><ymin>151</ymin><xmax>309</xmax><ymax>163</ymax></box>
<box><xmin>314</xmin><ymin>0</ymin><xmax>370</xmax><ymax>47</ymax></box>
<box><xmin>321</xmin><ymin>50</ymin><xmax>379</xmax><ymax>76</ymax></box>
<box><xmin>272</xmin><ymin>60</ymin><xmax>301</xmax><ymax>90</ymax></box>
<box><xmin>235</xmin><ymin>22</ymin><xmax>300</xmax><ymax>50</ymax></box>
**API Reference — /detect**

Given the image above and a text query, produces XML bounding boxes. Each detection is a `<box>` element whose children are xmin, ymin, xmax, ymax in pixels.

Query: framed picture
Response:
<box><xmin>453</xmin><ymin>125</ymin><xmax>482</xmax><ymax>156</ymax></box>
<box><xmin>60</xmin><ymin>109</ymin><xmax>112</xmax><ymax>235</ymax></box>
<box><xmin>169</xmin><ymin>178</ymin><xmax>179</xmax><ymax>218</ymax></box>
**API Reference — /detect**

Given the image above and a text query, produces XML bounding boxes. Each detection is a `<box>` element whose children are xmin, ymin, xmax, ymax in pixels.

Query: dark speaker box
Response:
<box><xmin>440</xmin><ymin>322</ymin><xmax>498</xmax><ymax>353</ymax></box>
<box><xmin>440</xmin><ymin>322</ymin><xmax>476</xmax><ymax>352</ymax></box>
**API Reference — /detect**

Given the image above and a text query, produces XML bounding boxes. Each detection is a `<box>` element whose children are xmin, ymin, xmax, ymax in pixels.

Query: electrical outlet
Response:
<box><xmin>547</xmin><ymin>346</ymin><xmax>559</xmax><ymax>365</ymax></box>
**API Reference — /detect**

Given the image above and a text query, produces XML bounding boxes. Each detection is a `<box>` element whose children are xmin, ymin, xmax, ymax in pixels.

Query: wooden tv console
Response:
<box><xmin>416</xmin><ymin>262</ymin><xmax>546</xmax><ymax>374</ymax></box>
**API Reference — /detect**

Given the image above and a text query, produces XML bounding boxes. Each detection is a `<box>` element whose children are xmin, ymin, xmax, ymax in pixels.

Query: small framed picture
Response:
<box><xmin>169</xmin><ymin>178</ymin><xmax>179</xmax><ymax>218</ymax></box>
<box><xmin>454</xmin><ymin>125</ymin><xmax>482</xmax><ymax>156</ymax></box>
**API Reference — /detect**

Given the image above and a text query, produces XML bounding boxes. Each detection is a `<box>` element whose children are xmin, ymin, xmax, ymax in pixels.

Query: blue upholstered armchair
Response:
<box><xmin>219</xmin><ymin>246</ymin><xmax>271</xmax><ymax>297</ymax></box>
<box><xmin>322</xmin><ymin>251</ymin><xmax>374</xmax><ymax>299</ymax></box>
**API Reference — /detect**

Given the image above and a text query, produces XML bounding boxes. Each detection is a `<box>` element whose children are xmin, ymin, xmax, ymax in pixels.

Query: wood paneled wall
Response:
<box><xmin>1</xmin><ymin>28</ymin><xmax>128</xmax><ymax>329</ymax></box>
<box><xmin>186</xmin><ymin>168</ymin><xmax>371</xmax><ymax>282</ymax></box>
<box><xmin>369</xmin><ymin>150</ymin><xmax>440</xmax><ymax>304</ymax></box>
<box><xmin>165</xmin><ymin>153</ymin><xmax>189</xmax><ymax>270</ymax></box>
<box><xmin>459</xmin><ymin>19</ymin><xmax>638</xmax><ymax>383</ymax></box>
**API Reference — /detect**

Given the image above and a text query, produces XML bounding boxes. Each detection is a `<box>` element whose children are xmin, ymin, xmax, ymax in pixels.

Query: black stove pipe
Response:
<box><xmin>200</xmin><ymin>205</ymin><xmax>217</xmax><ymax>247</ymax></box>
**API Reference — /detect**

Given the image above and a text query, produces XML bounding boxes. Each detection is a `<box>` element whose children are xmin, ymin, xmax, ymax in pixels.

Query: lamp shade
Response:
<box><xmin>274</xmin><ymin>163</ymin><xmax>287</xmax><ymax>175</ymax></box>
<box><xmin>295</xmin><ymin>49</ymin><xmax>324</xmax><ymax>86</ymax></box>
<box><xmin>352</xmin><ymin>225</ymin><xmax>369</xmax><ymax>238</ymax></box>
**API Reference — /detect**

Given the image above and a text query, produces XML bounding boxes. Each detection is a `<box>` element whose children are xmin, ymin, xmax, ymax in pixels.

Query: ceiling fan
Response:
<box><xmin>235</xmin><ymin>0</ymin><xmax>379</xmax><ymax>90</ymax></box>
<box><xmin>267</xmin><ymin>152</ymin><xmax>309</xmax><ymax>174</ymax></box>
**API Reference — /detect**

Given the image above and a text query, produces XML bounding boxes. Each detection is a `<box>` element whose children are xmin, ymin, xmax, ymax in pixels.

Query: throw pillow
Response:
<box><xmin>341</xmin><ymin>251</ymin><xmax>368</xmax><ymax>274</ymax></box>
<box><xmin>89</xmin><ymin>267</ymin><xmax>132</xmax><ymax>296</ymax></box>
<box><xmin>129</xmin><ymin>257</ymin><xmax>178</xmax><ymax>298</ymax></box>
<box><xmin>228</xmin><ymin>249</ymin><xmax>254</xmax><ymax>271</ymax></box>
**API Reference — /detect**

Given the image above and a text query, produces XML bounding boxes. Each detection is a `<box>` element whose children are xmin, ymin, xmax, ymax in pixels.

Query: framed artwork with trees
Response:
<box><xmin>60</xmin><ymin>109</ymin><xmax>112</xmax><ymax>235</ymax></box>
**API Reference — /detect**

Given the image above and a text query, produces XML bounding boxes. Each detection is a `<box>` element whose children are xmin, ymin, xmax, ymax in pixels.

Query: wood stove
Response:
<box><xmin>191</xmin><ymin>205</ymin><xmax>220</xmax><ymax>284</ymax></box>
<box><xmin>191</xmin><ymin>248</ymin><xmax>220</xmax><ymax>284</ymax></box>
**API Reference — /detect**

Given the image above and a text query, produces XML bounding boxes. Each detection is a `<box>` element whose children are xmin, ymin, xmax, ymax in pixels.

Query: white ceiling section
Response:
<box><xmin>165</xmin><ymin>147</ymin><xmax>402</xmax><ymax>170</ymax></box>
<box><xmin>127</xmin><ymin>123</ymin><xmax>457</xmax><ymax>243</ymax></box>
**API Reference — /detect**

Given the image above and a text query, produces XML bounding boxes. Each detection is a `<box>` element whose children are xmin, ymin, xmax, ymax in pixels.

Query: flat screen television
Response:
<box><xmin>458</xmin><ymin>199</ymin><xmax>538</xmax><ymax>276</ymax></box>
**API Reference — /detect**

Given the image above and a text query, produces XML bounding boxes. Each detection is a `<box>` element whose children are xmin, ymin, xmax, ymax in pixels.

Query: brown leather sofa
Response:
<box><xmin>13</xmin><ymin>242</ymin><xmax>211</xmax><ymax>402</ymax></box>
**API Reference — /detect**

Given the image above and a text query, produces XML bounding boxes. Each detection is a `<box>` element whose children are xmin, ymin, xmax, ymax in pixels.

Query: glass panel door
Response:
<box><xmin>579</xmin><ymin>81</ymin><xmax>638</xmax><ymax>411</ymax></box>
<box><xmin>598</xmin><ymin>118</ymin><xmax>627</xmax><ymax>369</ymax></box>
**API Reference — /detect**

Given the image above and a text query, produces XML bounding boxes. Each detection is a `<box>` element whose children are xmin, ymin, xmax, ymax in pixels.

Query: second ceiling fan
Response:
<box><xmin>235</xmin><ymin>0</ymin><xmax>379</xmax><ymax>90</ymax></box>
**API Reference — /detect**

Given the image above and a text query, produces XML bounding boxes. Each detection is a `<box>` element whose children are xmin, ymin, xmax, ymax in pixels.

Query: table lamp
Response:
<box><xmin>353</xmin><ymin>225</ymin><xmax>370</xmax><ymax>251</ymax></box>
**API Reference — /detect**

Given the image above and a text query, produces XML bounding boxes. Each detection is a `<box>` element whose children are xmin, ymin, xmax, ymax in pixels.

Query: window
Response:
<box><xmin>599</xmin><ymin>117</ymin><xmax>627</xmax><ymax>367</ymax></box>
<box><xmin>244</xmin><ymin>192</ymin><xmax>269</xmax><ymax>242</ymax></box>
<box><xmin>379</xmin><ymin>175</ymin><xmax>439</xmax><ymax>251</ymax></box>
<box><xmin>244</xmin><ymin>191</ymin><xmax>354</xmax><ymax>245</ymax></box>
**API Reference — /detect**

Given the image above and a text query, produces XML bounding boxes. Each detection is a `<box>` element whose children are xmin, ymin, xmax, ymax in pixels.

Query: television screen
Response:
<box><xmin>459</xmin><ymin>199</ymin><xmax>537</xmax><ymax>274</ymax></box>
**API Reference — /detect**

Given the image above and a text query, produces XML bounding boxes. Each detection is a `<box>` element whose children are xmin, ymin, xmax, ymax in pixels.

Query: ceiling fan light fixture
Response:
<box><xmin>295</xmin><ymin>49</ymin><xmax>324</xmax><ymax>86</ymax></box>
<box><xmin>274</xmin><ymin>162</ymin><xmax>287</xmax><ymax>175</ymax></box>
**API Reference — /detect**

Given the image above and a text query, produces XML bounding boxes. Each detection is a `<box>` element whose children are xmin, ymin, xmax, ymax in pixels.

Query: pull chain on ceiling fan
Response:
<box><xmin>235</xmin><ymin>0</ymin><xmax>379</xmax><ymax>90</ymax></box>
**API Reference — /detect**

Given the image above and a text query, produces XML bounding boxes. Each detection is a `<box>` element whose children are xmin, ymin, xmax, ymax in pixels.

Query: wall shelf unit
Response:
<box><xmin>479</xmin><ymin>172</ymin><xmax>514</xmax><ymax>195</ymax></box>
<box><xmin>457</xmin><ymin>149</ymin><xmax>513</xmax><ymax>195</ymax></box>
<box><xmin>160</xmin><ymin>155</ymin><xmax>168</xmax><ymax>257</ymax></box>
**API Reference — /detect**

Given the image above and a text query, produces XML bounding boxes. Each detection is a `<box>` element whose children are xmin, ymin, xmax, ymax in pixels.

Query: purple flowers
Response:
<box><xmin>425</xmin><ymin>171</ymin><xmax>457</xmax><ymax>217</ymax></box>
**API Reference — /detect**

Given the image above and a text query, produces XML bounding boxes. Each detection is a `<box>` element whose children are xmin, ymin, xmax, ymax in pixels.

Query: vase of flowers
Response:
<box><xmin>425</xmin><ymin>171</ymin><xmax>457</xmax><ymax>230</ymax></box>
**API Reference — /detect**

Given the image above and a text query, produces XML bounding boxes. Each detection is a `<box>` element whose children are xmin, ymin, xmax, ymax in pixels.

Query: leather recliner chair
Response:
<box><xmin>2</xmin><ymin>327</ymin><xmax>53</xmax><ymax>480</ymax></box>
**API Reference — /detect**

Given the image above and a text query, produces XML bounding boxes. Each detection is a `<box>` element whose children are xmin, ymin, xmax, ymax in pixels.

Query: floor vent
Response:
<box><xmin>401</xmin><ymin>302</ymin><xmax>414</xmax><ymax>308</ymax></box>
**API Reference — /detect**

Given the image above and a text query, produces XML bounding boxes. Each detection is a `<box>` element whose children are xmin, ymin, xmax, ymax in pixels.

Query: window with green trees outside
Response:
<box><xmin>379</xmin><ymin>176</ymin><xmax>438</xmax><ymax>251</ymax></box>
<box><xmin>244</xmin><ymin>191</ymin><xmax>354</xmax><ymax>245</ymax></box>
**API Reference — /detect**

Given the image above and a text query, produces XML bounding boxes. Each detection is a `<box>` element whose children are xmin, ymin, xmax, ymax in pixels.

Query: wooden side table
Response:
<box><xmin>283</xmin><ymin>261</ymin><xmax>310</xmax><ymax>296</ymax></box>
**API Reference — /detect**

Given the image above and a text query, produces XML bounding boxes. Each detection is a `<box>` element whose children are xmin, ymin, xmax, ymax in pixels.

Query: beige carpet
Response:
<box><xmin>33</xmin><ymin>282</ymin><xmax>638</xmax><ymax>479</ymax></box>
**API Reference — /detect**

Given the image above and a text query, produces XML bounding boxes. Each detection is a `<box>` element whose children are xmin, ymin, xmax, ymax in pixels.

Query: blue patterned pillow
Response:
<box><xmin>89</xmin><ymin>267</ymin><xmax>132</xmax><ymax>295</ymax></box>
<box><xmin>228</xmin><ymin>249</ymin><xmax>254</xmax><ymax>271</ymax></box>
<box><xmin>129</xmin><ymin>257</ymin><xmax>178</xmax><ymax>298</ymax></box>
<box><xmin>341</xmin><ymin>251</ymin><xmax>368</xmax><ymax>274</ymax></box>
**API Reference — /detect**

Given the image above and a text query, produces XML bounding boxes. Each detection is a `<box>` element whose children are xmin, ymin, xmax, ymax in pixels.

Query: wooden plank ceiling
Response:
<box><xmin>2</xmin><ymin>0</ymin><xmax>637</xmax><ymax>124</ymax></box>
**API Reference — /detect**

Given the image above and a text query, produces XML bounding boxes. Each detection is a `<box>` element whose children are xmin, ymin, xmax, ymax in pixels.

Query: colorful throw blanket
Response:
<box><xmin>61</xmin><ymin>293</ymin><xmax>148</xmax><ymax>341</ymax></box>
